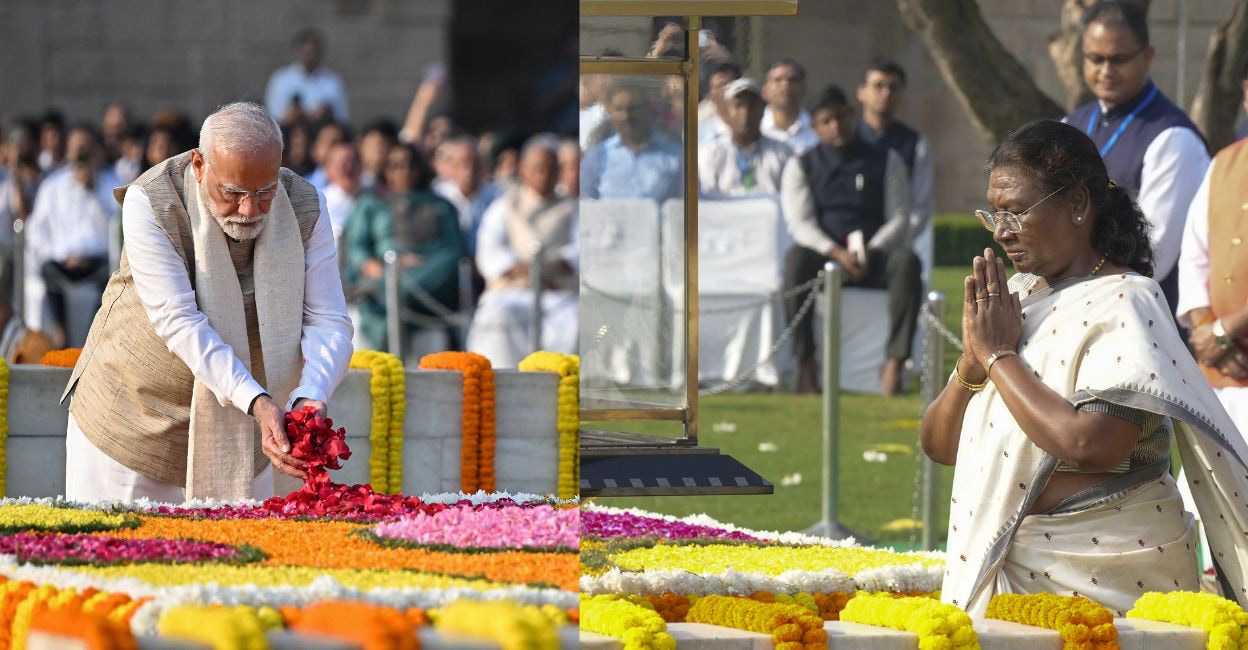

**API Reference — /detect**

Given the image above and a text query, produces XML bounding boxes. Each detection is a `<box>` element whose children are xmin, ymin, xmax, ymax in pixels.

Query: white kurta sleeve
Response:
<box><xmin>121</xmin><ymin>187</ymin><xmax>266</xmax><ymax>413</ymax></box>
<box><xmin>289</xmin><ymin>194</ymin><xmax>354</xmax><ymax>406</ymax></box>
<box><xmin>780</xmin><ymin>156</ymin><xmax>835</xmax><ymax>254</ymax></box>
<box><xmin>1138</xmin><ymin>126</ymin><xmax>1210</xmax><ymax>281</ymax></box>
<box><xmin>475</xmin><ymin>199</ymin><xmax>520</xmax><ymax>281</ymax></box>
<box><xmin>1175</xmin><ymin>159</ymin><xmax>1215</xmax><ymax>325</ymax></box>
<box><xmin>910</xmin><ymin>134</ymin><xmax>934</xmax><ymax>232</ymax></box>
<box><xmin>868</xmin><ymin>150</ymin><xmax>912</xmax><ymax>252</ymax></box>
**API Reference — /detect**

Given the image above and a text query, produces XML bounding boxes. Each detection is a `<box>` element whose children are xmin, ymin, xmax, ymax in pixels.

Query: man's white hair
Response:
<box><xmin>520</xmin><ymin>133</ymin><xmax>560</xmax><ymax>162</ymax></box>
<box><xmin>198</xmin><ymin>102</ymin><xmax>283</xmax><ymax>161</ymax></box>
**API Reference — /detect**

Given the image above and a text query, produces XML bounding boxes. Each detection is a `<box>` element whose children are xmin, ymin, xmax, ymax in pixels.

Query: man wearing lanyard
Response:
<box><xmin>1063</xmin><ymin>1</ymin><xmax>1209</xmax><ymax>318</ymax></box>
<box><xmin>698</xmin><ymin>78</ymin><xmax>792</xmax><ymax>198</ymax></box>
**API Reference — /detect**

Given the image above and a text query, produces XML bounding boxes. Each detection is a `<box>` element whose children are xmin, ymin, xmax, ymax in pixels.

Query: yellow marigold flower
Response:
<box><xmin>841</xmin><ymin>592</ymin><xmax>977</xmax><ymax>649</ymax></box>
<box><xmin>1128</xmin><ymin>591</ymin><xmax>1248</xmax><ymax>650</ymax></box>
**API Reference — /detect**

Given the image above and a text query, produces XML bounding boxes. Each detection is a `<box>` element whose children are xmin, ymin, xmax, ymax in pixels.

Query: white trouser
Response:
<box><xmin>64</xmin><ymin>412</ymin><xmax>275</xmax><ymax>504</ymax></box>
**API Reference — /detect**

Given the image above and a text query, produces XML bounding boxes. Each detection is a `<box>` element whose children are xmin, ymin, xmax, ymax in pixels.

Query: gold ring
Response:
<box><xmin>1223</xmin><ymin>367</ymin><xmax>1231</xmax><ymax>375</ymax></box>
<box><xmin>975</xmin><ymin>298</ymin><xmax>988</xmax><ymax>303</ymax></box>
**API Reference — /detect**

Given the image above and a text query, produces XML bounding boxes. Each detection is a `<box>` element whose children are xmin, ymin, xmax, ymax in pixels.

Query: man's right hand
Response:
<box><xmin>252</xmin><ymin>395</ymin><xmax>308</xmax><ymax>479</ymax></box>
<box><xmin>827</xmin><ymin>246</ymin><xmax>866</xmax><ymax>283</ymax></box>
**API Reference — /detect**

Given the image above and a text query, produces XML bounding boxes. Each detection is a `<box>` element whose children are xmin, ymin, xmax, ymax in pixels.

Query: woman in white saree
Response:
<box><xmin>921</xmin><ymin>120</ymin><xmax>1248</xmax><ymax>617</ymax></box>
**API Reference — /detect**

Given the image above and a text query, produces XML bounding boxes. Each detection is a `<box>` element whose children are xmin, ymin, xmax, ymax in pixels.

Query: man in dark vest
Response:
<box><xmin>1064</xmin><ymin>1</ymin><xmax>1210</xmax><ymax>317</ymax></box>
<box><xmin>856</xmin><ymin>57</ymin><xmax>934</xmax><ymax>285</ymax></box>
<box><xmin>780</xmin><ymin>85</ymin><xmax>920</xmax><ymax>396</ymax></box>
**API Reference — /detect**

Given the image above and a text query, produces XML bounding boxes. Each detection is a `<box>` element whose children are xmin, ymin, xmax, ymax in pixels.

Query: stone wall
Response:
<box><xmin>0</xmin><ymin>0</ymin><xmax>572</xmax><ymax>133</ymax></box>
<box><xmin>582</xmin><ymin>0</ymin><xmax>1243</xmax><ymax>213</ymax></box>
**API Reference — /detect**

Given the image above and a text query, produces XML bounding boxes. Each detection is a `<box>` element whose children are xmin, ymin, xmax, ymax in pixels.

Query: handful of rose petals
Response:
<box><xmin>262</xmin><ymin>406</ymin><xmax>427</xmax><ymax>519</ymax></box>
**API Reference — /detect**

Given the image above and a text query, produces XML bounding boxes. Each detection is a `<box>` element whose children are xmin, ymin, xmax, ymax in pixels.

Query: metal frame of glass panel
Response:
<box><xmin>579</xmin><ymin>0</ymin><xmax>797</xmax><ymax>444</ymax></box>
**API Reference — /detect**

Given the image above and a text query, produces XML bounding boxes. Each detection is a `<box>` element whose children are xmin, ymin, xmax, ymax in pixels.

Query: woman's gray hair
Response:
<box><xmin>198</xmin><ymin>102</ymin><xmax>283</xmax><ymax>161</ymax></box>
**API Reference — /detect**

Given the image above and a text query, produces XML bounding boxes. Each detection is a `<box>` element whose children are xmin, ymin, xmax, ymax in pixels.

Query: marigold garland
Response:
<box><xmin>1128</xmin><ymin>591</ymin><xmax>1248</xmax><ymax>650</ymax></box>
<box><xmin>38</xmin><ymin>349</ymin><xmax>81</xmax><ymax>368</ymax></box>
<box><xmin>349</xmin><ymin>350</ymin><xmax>406</xmax><ymax>494</ymax></box>
<box><xmin>432</xmin><ymin>599</ymin><xmax>565</xmax><ymax>650</ymax></box>
<box><xmin>685</xmin><ymin>594</ymin><xmax>828</xmax><ymax>650</ymax></box>
<box><xmin>288</xmin><ymin>601</ymin><xmax>419</xmax><ymax>650</ymax></box>
<box><xmin>987</xmin><ymin>593</ymin><xmax>1117</xmax><ymax>649</ymax></box>
<box><xmin>419</xmin><ymin>352</ymin><xmax>496</xmax><ymax>493</ymax></box>
<box><xmin>840</xmin><ymin>592</ymin><xmax>978</xmax><ymax>649</ymax></box>
<box><xmin>519</xmin><ymin>351</ymin><xmax>579</xmax><ymax>499</ymax></box>
<box><xmin>25</xmin><ymin>591</ymin><xmax>138</xmax><ymax>650</ymax></box>
<box><xmin>0</xmin><ymin>358</ymin><xmax>8</xmax><ymax>497</ymax></box>
<box><xmin>156</xmin><ymin>605</ymin><xmax>272</xmax><ymax>650</ymax></box>
<box><xmin>580</xmin><ymin>594</ymin><xmax>676</xmax><ymax>650</ymax></box>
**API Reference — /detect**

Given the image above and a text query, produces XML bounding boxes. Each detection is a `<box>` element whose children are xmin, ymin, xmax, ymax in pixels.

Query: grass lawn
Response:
<box><xmin>585</xmin><ymin>264</ymin><xmax>977</xmax><ymax>548</ymax></box>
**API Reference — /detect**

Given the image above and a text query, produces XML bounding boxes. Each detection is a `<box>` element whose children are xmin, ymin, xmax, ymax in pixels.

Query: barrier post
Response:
<box><xmin>383</xmin><ymin>250</ymin><xmax>402</xmax><ymax>357</ymax></box>
<box><xmin>920</xmin><ymin>291</ymin><xmax>946</xmax><ymax>550</ymax></box>
<box><xmin>530</xmin><ymin>242</ymin><xmax>544</xmax><ymax>354</ymax></box>
<box><xmin>805</xmin><ymin>263</ymin><xmax>856</xmax><ymax>539</ymax></box>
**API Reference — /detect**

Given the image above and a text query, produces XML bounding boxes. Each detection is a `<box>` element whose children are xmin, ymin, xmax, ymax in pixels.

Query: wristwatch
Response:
<box><xmin>1212</xmin><ymin>319</ymin><xmax>1234</xmax><ymax>351</ymax></box>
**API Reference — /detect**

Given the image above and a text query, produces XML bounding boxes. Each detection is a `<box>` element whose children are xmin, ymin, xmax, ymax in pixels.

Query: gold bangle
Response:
<box><xmin>985</xmin><ymin>350</ymin><xmax>1019</xmax><ymax>378</ymax></box>
<box><xmin>953</xmin><ymin>354</ymin><xmax>988</xmax><ymax>392</ymax></box>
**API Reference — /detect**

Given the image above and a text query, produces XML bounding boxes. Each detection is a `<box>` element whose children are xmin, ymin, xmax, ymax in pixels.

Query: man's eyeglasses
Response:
<box><xmin>203</xmin><ymin>156</ymin><xmax>278</xmax><ymax>204</ymax></box>
<box><xmin>975</xmin><ymin>186</ymin><xmax>1067</xmax><ymax>234</ymax></box>
<box><xmin>1083</xmin><ymin>48</ymin><xmax>1146</xmax><ymax>67</ymax></box>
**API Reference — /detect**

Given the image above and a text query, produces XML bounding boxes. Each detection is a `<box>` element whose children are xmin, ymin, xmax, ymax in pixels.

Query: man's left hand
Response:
<box><xmin>292</xmin><ymin>398</ymin><xmax>327</xmax><ymax>419</ymax></box>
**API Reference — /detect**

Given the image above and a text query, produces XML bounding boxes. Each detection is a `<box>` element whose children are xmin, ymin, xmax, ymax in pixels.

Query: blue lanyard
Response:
<box><xmin>1085</xmin><ymin>85</ymin><xmax>1158</xmax><ymax>157</ymax></box>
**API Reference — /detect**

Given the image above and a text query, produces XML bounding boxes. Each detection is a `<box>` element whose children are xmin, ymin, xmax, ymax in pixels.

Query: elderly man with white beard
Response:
<box><xmin>59</xmin><ymin>102</ymin><xmax>353</xmax><ymax>503</ymax></box>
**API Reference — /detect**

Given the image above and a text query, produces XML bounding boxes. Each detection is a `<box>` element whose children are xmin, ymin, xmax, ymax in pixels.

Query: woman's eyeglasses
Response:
<box><xmin>975</xmin><ymin>186</ymin><xmax>1067</xmax><ymax>234</ymax></box>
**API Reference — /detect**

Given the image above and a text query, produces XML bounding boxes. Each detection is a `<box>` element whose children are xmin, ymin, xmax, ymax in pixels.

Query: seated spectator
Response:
<box><xmin>762</xmin><ymin>58</ymin><xmax>818</xmax><ymax>155</ymax></box>
<box><xmin>0</xmin><ymin>119</ymin><xmax>43</xmax><ymax>326</ymax></box>
<box><xmin>556</xmin><ymin>138</ymin><xmax>579</xmax><ymax>197</ymax></box>
<box><xmin>467</xmin><ymin>136</ymin><xmax>578</xmax><ymax>367</ymax></box>
<box><xmin>780</xmin><ymin>85</ymin><xmax>918</xmax><ymax>396</ymax></box>
<box><xmin>581</xmin><ymin>83</ymin><xmax>683</xmax><ymax>201</ymax></box>
<box><xmin>699</xmin><ymin>78</ymin><xmax>792</xmax><ymax>197</ymax></box>
<box><xmin>698</xmin><ymin>61</ymin><xmax>742</xmax><ymax>144</ymax></box>
<box><xmin>343</xmin><ymin>143</ymin><xmax>463</xmax><ymax>360</ymax></box>
<box><xmin>305</xmin><ymin>120</ymin><xmax>348</xmax><ymax>191</ymax></box>
<box><xmin>433</xmin><ymin>136</ymin><xmax>503</xmax><ymax>252</ymax></box>
<box><xmin>37</xmin><ymin>110</ymin><xmax>66</xmax><ymax>174</ymax></box>
<box><xmin>100</xmin><ymin>102</ymin><xmax>131</xmax><ymax>165</ymax></box>
<box><xmin>265</xmin><ymin>28</ymin><xmax>350</xmax><ymax>125</ymax></box>
<box><xmin>359</xmin><ymin>119</ymin><xmax>399</xmax><ymax>192</ymax></box>
<box><xmin>488</xmin><ymin>130</ymin><xmax>528</xmax><ymax>193</ymax></box>
<box><xmin>143</xmin><ymin>125</ymin><xmax>179</xmax><ymax>169</ymax></box>
<box><xmin>281</xmin><ymin>121</ymin><xmax>315</xmax><ymax>177</ymax></box>
<box><xmin>113</xmin><ymin>123</ymin><xmax>148</xmax><ymax>184</ymax></box>
<box><xmin>322</xmin><ymin>142</ymin><xmax>361</xmax><ymax>241</ymax></box>
<box><xmin>25</xmin><ymin>124</ymin><xmax>120</xmax><ymax>345</ymax></box>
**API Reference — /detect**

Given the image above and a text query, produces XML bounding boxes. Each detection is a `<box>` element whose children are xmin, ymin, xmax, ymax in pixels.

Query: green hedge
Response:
<box><xmin>933</xmin><ymin>213</ymin><xmax>998</xmax><ymax>266</ymax></box>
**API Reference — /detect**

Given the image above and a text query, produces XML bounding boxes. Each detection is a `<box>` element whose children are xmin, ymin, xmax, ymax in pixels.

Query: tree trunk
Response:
<box><xmin>894</xmin><ymin>0</ymin><xmax>1063</xmax><ymax>145</ymax></box>
<box><xmin>1046</xmin><ymin>0</ymin><xmax>1150</xmax><ymax>111</ymax></box>
<box><xmin>1190</xmin><ymin>0</ymin><xmax>1248</xmax><ymax>152</ymax></box>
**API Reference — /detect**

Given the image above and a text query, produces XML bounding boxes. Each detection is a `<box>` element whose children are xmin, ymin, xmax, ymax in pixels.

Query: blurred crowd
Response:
<box><xmin>0</xmin><ymin>27</ymin><xmax>579</xmax><ymax>368</ymax></box>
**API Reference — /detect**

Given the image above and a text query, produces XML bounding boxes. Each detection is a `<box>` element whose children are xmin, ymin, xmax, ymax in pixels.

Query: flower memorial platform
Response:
<box><xmin>0</xmin><ymin>351</ymin><xmax>582</xmax><ymax>648</ymax></box>
<box><xmin>579</xmin><ymin>505</ymin><xmax>1242</xmax><ymax>649</ymax></box>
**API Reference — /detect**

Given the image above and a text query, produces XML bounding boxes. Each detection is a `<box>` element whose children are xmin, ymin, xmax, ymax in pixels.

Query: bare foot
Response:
<box><xmin>795</xmin><ymin>359</ymin><xmax>821</xmax><ymax>394</ymax></box>
<box><xmin>880</xmin><ymin>358</ymin><xmax>904</xmax><ymax>397</ymax></box>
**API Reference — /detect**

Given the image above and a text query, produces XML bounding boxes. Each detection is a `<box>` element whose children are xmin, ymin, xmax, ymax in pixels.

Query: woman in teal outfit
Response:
<box><xmin>343</xmin><ymin>143</ymin><xmax>465</xmax><ymax>355</ymax></box>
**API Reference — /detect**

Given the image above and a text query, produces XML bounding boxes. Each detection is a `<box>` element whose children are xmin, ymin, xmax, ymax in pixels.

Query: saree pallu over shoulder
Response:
<box><xmin>942</xmin><ymin>271</ymin><xmax>1248</xmax><ymax>615</ymax></box>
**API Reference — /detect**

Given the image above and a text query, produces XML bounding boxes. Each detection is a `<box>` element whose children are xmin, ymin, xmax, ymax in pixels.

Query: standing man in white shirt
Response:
<box><xmin>321</xmin><ymin>141</ymin><xmax>361</xmax><ymax>241</ymax></box>
<box><xmin>697</xmin><ymin>61</ymin><xmax>742</xmax><ymax>145</ymax></box>
<box><xmin>264</xmin><ymin>28</ymin><xmax>350</xmax><ymax>126</ymax></box>
<box><xmin>761</xmin><ymin>58</ymin><xmax>818</xmax><ymax>155</ymax></box>
<box><xmin>60</xmin><ymin>102</ymin><xmax>353</xmax><ymax>503</ymax></box>
<box><xmin>699</xmin><ymin>78</ymin><xmax>792</xmax><ymax>197</ymax></box>
<box><xmin>1063</xmin><ymin>1</ymin><xmax>1209</xmax><ymax>318</ymax></box>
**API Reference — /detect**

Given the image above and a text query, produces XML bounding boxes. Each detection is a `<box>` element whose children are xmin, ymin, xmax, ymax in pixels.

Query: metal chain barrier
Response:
<box><xmin>920</xmin><ymin>303</ymin><xmax>963</xmax><ymax>351</ymax></box>
<box><xmin>699</xmin><ymin>269</ymin><xmax>825</xmax><ymax>396</ymax></box>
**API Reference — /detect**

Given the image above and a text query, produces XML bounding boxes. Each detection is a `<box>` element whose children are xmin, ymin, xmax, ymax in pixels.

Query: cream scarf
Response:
<box><xmin>942</xmin><ymin>271</ymin><xmax>1248</xmax><ymax>614</ymax></box>
<box><xmin>183</xmin><ymin>166</ymin><xmax>304</xmax><ymax>501</ymax></box>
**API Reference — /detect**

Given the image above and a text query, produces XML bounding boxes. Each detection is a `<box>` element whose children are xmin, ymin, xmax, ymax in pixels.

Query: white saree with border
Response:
<box><xmin>942</xmin><ymin>271</ymin><xmax>1248</xmax><ymax>616</ymax></box>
